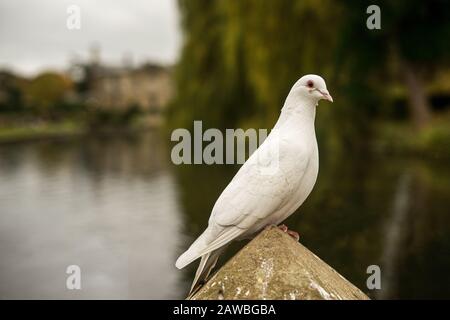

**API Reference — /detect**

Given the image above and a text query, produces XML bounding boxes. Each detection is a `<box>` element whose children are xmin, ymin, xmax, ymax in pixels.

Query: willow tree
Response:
<box><xmin>169</xmin><ymin>0</ymin><xmax>338</xmax><ymax>131</ymax></box>
<box><xmin>168</xmin><ymin>0</ymin><xmax>254</xmax><ymax>131</ymax></box>
<box><xmin>388</xmin><ymin>0</ymin><xmax>450</xmax><ymax>130</ymax></box>
<box><xmin>338</xmin><ymin>0</ymin><xmax>450</xmax><ymax>130</ymax></box>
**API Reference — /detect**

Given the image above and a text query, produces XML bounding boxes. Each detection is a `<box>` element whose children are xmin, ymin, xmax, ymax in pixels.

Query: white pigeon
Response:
<box><xmin>176</xmin><ymin>74</ymin><xmax>333</xmax><ymax>294</ymax></box>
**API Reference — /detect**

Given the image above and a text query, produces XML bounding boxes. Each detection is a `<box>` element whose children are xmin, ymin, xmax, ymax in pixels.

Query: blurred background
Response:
<box><xmin>0</xmin><ymin>0</ymin><xmax>449</xmax><ymax>299</ymax></box>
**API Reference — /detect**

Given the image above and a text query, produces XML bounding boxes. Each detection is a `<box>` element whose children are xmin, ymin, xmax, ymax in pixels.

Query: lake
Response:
<box><xmin>0</xmin><ymin>131</ymin><xmax>449</xmax><ymax>299</ymax></box>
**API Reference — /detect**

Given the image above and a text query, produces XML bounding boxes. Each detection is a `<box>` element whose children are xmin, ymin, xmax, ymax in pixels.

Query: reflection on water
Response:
<box><xmin>378</xmin><ymin>172</ymin><xmax>411</xmax><ymax>299</ymax></box>
<box><xmin>0</xmin><ymin>132</ymin><xmax>449</xmax><ymax>299</ymax></box>
<box><xmin>0</xmin><ymin>133</ymin><xmax>184</xmax><ymax>299</ymax></box>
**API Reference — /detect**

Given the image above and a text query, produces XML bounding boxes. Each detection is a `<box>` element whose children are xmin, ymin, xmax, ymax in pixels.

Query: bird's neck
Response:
<box><xmin>275</xmin><ymin>94</ymin><xmax>317</xmax><ymax>129</ymax></box>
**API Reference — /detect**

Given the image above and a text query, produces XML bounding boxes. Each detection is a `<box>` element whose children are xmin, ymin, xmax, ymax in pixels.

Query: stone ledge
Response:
<box><xmin>190</xmin><ymin>226</ymin><xmax>369</xmax><ymax>300</ymax></box>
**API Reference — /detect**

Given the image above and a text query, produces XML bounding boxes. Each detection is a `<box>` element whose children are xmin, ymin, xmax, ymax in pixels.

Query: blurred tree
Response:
<box><xmin>338</xmin><ymin>0</ymin><xmax>450</xmax><ymax>130</ymax></box>
<box><xmin>169</xmin><ymin>0</ymin><xmax>450</xmax><ymax>152</ymax></box>
<box><xmin>168</xmin><ymin>0</ymin><xmax>251</xmax><ymax>131</ymax></box>
<box><xmin>24</xmin><ymin>72</ymin><xmax>72</xmax><ymax>117</ymax></box>
<box><xmin>169</xmin><ymin>0</ymin><xmax>337</xmax><ymax>128</ymax></box>
<box><xmin>0</xmin><ymin>71</ymin><xmax>27</xmax><ymax>113</ymax></box>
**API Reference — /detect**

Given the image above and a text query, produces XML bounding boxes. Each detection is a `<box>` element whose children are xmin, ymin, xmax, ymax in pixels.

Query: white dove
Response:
<box><xmin>176</xmin><ymin>74</ymin><xmax>333</xmax><ymax>294</ymax></box>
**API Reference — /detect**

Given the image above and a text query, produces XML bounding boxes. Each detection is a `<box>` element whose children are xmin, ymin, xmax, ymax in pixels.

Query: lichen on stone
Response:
<box><xmin>190</xmin><ymin>227</ymin><xmax>369</xmax><ymax>300</ymax></box>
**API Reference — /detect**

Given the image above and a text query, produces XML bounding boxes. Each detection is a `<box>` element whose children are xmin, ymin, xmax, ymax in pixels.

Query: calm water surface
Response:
<box><xmin>0</xmin><ymin>132</ymin><xmax>449</xmax><ymax>299</ymax></box>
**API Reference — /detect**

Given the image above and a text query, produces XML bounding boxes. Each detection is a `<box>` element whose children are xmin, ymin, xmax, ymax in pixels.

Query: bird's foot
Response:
<box><xmin>277</xmin><ymin>224</ymin><xmax>300</xmax><ymax>242</ymax></box>
<box><xmin>286</xmin><ymin>230</ymin><xmax>300</xmax><ymax>242</ymax></box>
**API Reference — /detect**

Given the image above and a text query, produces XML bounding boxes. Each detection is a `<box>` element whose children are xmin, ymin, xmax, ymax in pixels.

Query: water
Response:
<box><xmin>0</xmin><ymin>131</ymin><xmax>449</xmax><ymax>299</ymax></box>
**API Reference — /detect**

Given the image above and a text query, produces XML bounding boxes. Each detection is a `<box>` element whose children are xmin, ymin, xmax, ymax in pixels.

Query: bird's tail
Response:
<box><xmin>176</xmin><ymin>231</ymin><xmax>209</xmax><ymax>270</ymax></box>
<box><xmin>188</xmin><ymin>247</ymin><xmax>225</xmax><ymax>296</ymax></box>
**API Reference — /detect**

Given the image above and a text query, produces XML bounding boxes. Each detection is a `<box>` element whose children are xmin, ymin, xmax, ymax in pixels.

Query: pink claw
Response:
<box><xmin>277</xmin><ymin>224</ymin><xmax>300</xmax><ymax>242</ymax></box>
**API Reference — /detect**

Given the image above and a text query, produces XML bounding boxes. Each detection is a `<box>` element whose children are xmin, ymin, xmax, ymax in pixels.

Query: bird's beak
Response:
<box><xmin>319</xmin><ymin>89</ymin><xmax>333</xmax><ymax>102</ymax></box>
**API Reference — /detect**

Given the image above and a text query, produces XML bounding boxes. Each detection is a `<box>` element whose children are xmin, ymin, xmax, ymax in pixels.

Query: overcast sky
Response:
<box><xmin>0</xmin><ymin>0</ymin><xmax>181</xmax><ymax>76</ymax></box>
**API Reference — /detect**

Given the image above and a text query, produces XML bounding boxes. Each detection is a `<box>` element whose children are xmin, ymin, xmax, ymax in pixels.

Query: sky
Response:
<box><xmin>0</xmin><ymin>0</ymin><xmax>181</xmax><ymax>76</ymax></box>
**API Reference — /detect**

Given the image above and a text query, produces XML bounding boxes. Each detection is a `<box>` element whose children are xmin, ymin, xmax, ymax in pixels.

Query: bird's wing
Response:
<box><xmin>199</xmin><ymin>138</ymin><xmax>309</xmax><ymax>256</ymax></box>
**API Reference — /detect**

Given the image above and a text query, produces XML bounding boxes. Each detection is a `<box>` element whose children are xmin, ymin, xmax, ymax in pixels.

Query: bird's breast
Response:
<box><xmin>274</xmin><ymin>137</ymin><xmax>319</xmax><ymax>223</ymax></box>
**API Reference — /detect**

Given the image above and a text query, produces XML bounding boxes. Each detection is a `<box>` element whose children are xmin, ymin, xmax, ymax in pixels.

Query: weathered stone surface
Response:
<box><xmin>190</xmin><ymin>226</ymin><xmax>369</xmax><ymax>300</ymax></box>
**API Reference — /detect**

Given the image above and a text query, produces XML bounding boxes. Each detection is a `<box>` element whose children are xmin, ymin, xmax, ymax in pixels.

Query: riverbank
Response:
<box><xmin>1</xmin><ymin>115</ymin><xmax>448</xmax><ymax>161</ymax></box>
<box><xmin>373</xmin><ymin>113</ymin><xmax>450</xmax><ymax>160</ymax></box>
<box><xmin>0</xmin><ymin>121</ymin><xmax>84</xmax><ymax>144</ymax></box>
<box><xmin>0</xmin><ymin>114</ymin><xmax>164</xmax><ymax>144</ymax></box>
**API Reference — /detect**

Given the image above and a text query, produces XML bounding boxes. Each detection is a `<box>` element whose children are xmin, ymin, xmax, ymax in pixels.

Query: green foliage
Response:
<box><xmin>85</xmin><ymin>105</ymin><xmax>143</xmax><ymax>131</ymax></box>
<box><xmin>169</xmin><ymin>0</ymin><xmax>450</xmax><ymax>152</ymax></box>
<box><xmin>169</xmin><ymin>0</ymin><xmax>339</xmax><ymax>130</ymax></box>
<box><xmin>374</xmin><ymin>114</ymin><xmax>450</xmax><ymax>159</ymax></box>
<box><xmin>0</xmin><ymin>70</ymin><xmax>145</xmax><ymax>136</ymax></box>
<box><xmin>0</xmin><ymin>72</ymin><xmax>27</xmax><ymax>113</ymax></box>
<box><xmin>386</xmin><ymin>0</ymin><xmax>450</xmax><ymax>65</ymax></box>
<box><xmin>24</xmin><ymin>72</ymin><xmax>72</xmax><ymax>116</ymax></box>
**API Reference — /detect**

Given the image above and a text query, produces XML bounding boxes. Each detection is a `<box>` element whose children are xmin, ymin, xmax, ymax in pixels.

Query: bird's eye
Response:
<box><xmin>306</xmin><ymin>80</ymin><xmax>314</xmax><ymax>88</ymax></box>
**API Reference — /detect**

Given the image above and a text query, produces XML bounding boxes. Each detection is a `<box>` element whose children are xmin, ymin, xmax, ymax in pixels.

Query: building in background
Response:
<box><xmin>84</xmin><ymin>63</ymin><xmax>173</xmax><ymax>113</ymax></box>
<box><xmin>68</xmin><ymin>47</ymin><xmax>173</xmax><ymax>114</ymax></box>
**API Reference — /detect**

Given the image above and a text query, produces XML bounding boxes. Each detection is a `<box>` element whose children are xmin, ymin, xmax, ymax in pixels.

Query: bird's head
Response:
<box><xmin>291</xmin><ymin>74</ymin><xmax>333</xmax><ymax>104</ymax></box>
